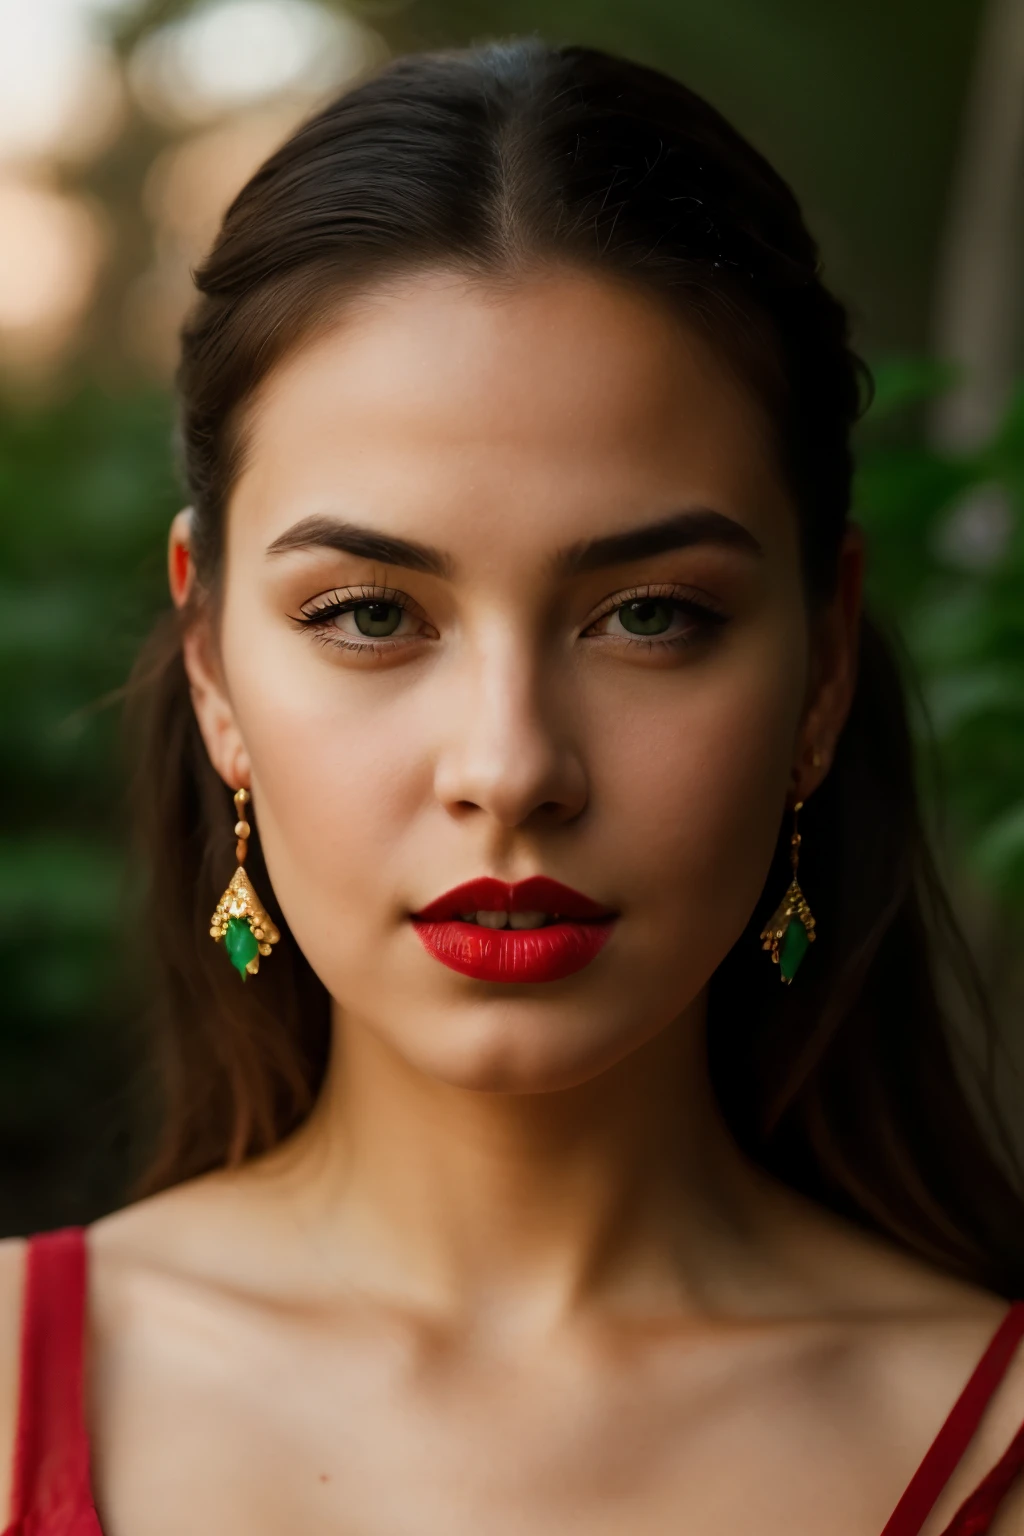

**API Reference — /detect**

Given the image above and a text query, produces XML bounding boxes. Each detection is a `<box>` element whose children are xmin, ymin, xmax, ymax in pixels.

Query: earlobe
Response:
<box><xmin>181</xmin><ymin>604</ymin><xmax>251</xmax><ymax>793</ymax></box>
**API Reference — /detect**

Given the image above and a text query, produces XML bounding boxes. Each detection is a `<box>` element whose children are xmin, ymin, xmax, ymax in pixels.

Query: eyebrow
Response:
<box><xmin>264</xmin><ymin>506</ymin><xmax>764</xmax><ymax>576</ymax></box>
<box><xmin>557</xmin><ymin>507</ymin><xmax>764</xmax><ymax>574</ymax></box>
<box><xmin>266</xmin><ymin>514</ymin><xmax>453</xmax><ymax>575</ymax></box>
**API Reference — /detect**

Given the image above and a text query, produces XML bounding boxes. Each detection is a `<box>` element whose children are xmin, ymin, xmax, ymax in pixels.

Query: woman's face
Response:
<box><xmin>181</xmin><ymin>266</ymin><xmax>860</xmax><ymax>1092</ymax></box>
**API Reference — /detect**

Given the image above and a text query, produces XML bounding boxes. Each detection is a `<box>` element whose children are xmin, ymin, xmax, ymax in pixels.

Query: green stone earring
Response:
<box><xmin>209</xmin><ymin>788</ymin><xmax>280</xmax><ymax>980</ymax></box>
<box><xmin>760</xmin><ymin>796</ymin><xmax>816</xmax><ymax>984</ymax></box>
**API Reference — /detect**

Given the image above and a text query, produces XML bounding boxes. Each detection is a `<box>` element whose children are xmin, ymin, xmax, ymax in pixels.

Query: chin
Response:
<box><xmin>385</xmin><ymin>1004</ymin><xmax>657</xmax><ymax>1096</ymax></box>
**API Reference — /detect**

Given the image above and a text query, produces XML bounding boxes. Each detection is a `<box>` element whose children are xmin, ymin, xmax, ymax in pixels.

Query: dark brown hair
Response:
<box><xmin>124</xmin><ymin>38</ymin><xmax>1024</xmax><ymax>1294</ymax></box>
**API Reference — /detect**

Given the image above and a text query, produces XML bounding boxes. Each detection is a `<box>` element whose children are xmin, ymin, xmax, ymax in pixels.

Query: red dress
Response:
<box><xmin>6</xmin><ymin>1227</ymin><xmax>1024</xmax><ymax>1534</ymax></box>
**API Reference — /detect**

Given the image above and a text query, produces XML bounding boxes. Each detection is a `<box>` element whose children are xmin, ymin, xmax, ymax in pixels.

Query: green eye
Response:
<box><xmin>617</xmin><ymin>598</ymin><xmax>675</xmax><ymax>636</ymax></box>
<box><xmin>353</xmin><ymin>602</ymin><xmax>403</xmax><ymax>637</ymax></box>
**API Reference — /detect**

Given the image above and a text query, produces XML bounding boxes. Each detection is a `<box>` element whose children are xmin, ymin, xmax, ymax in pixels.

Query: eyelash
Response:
<box><xmin>290</xmin><ymin>583</ymin><xmax>729</xmax><ymax>657</ymax></box>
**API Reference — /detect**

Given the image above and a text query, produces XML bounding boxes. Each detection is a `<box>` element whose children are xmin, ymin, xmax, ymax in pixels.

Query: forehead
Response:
<box><xmin>230</xmin><ymin>266</ymin><xmax>791</xmax><ymax>555</ymax></box>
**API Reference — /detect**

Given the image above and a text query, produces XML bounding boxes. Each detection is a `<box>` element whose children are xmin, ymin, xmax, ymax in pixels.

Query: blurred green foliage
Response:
<box><xmin>1</xmin><ymin>359</ymin><xmax>1021</xmax><ymax>1230</ymax></box>
<box><xmin>0</xmin><ymin>385</ymin><xmax>180</xmax><ymax>1231</ymax></box>
<box><xmin>855</xmin><ymin>366</ymin><xmax>1024</xmax><ymax>905</ymax></box>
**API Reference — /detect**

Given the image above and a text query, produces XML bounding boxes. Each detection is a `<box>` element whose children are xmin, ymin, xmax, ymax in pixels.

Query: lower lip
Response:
<box><xmin>410</xmin><ymin>917</ymin><xmax>617</xmax><ymax>983</ymax></box>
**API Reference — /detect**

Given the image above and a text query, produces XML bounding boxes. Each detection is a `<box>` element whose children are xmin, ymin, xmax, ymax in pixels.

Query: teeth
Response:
<box><xmin>508</xmin><ymin>910</ymin><xmax>548</xmax><ymax>929</ymax></box>
<box><xmin>475</xmin><ymin>910</ymin><xmax>509</xmax><ymax>929</ymax></box>
<box><xmin>455</xmin><ymin>910</ymin><xmax>557</xmax><ymax>929</ymax></box>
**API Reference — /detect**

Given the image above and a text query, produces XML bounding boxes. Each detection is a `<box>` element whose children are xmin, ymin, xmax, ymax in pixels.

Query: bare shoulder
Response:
<box><xmin>0</xmin><ymin>1237</ymin><xmax>28</xmax><ymax>1528</ymax></box>
<box><xmin>85</xmin><ymin>1160</ymin><xmax>296</xmax><ymax>1302</ymax></box>
<box><xmin>85</xmin><ymin>1133</ymin><xmax>324</xmax><ymax>1302</ymax></box>
<box><xmin>831</xmin><ymin>1258</ymin><xmax>1024</xmax><ymax>1532</ymax></box>
<box><xmin>775</xmin><ymin>1184</ymin><xmax>1024</xmax><ymax>1519</ymax></box>
<box><xmin>900</xmin><ymin>1278</ymin><xmax>1024</xmax><ymax>1528</ymax></box>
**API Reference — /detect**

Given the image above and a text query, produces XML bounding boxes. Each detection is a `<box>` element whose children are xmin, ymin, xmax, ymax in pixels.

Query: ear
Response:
<box><xmin>168</xmin><ymin>508</ymin><xmax>251</xmax><ymax>792</ymax></box>
<box><xmin>794</xmin><ymin>522</ymin><xmax>865</xmax><ymax>798</ymax></box>
<box><xmin>168</xmin><ymin>507</ymin><xmax>195</xmax><ymax>608</ymax></box>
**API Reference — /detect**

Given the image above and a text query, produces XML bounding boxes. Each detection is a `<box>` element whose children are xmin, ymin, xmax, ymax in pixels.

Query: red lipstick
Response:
<box><xmin>410</xmin><ymin>876</ymin><xmax>618</xmax><ymax>983</ymax></box>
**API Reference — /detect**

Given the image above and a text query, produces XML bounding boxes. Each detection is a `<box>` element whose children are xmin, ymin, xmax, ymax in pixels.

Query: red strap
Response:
<box><xmin>5</xmin><ymin>1230</ymin><xmax>1022</xmax><ymax>1536</ymax></box>
<box><xmin>8</xmin><ymin>1227</ymin><xmax>93</xmax><ymax>1528</ymax></box>
<box><xmin>938</xmin><ymin>1417</ymin><xmax>1024</xmax><ymax>1534</ymax></box>
<box><xmin>882</xmin><ymin>1301</ymin><xmax>1024</xmax><ymax>1536</ymax></box>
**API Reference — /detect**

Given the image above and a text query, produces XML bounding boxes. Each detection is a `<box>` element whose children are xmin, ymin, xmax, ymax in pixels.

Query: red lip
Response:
<box><xmin>412</xmin><ymin>875</ymin><xmax>615</xmax><ymax>922</ymax></box>
<box><xmin>410</xmin><ymin>877</ymin><xmax>618</xmax><ymax>984</ymax></box>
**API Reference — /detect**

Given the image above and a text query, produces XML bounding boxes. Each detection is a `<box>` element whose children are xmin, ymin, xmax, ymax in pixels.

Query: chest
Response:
<box><xmin>83</xmin><ymin>1314</ymin><xmax>983</xmax><ymax>1536</ymax></box>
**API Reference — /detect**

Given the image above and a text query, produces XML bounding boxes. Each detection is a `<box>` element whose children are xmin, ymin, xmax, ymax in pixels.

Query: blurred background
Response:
<box><xmin>2</xmin><ymin>0</ymin><xmax>1023</xmax><ymax>1235</ymax></box>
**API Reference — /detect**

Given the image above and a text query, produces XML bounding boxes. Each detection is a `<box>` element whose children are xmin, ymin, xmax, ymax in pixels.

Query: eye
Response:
<box><xmin>584</xmin><ymin>585</ymin><xmax>729</xmax><ymax>651</ymax></box>
<box><xmin>345</xmin><ymin>600</ymin><xmax>404</xmax><ymax>638</ymax></box>
<box><xmin>614</xmin><ymin>597</ymin><xmax>679</xmax><ymax>637</ymax></box>
<box><xmin>290</xmin><ymin>582</ymin><xmax>729</xmax><ymax>658</ymax></box>
<box><xmin>290</xmin><ymin>586</ymin><xmax>430</xmax><ymax>653</ymax></box>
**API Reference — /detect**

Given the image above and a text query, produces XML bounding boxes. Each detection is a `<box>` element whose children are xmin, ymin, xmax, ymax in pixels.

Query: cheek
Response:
<box><xmin>594</xmin><ymin>622</ymin><xmax>805</xmax><ymax>965</ymax></box>
<box><xmin>218</xmin><ymin>573</ymin><xmax>806</xmax><ymax>1032</ymax></box>
<box><xmin>218</xmin><ymin>610</ymin><xmax>427</xmax><ymax>975</ymax></box>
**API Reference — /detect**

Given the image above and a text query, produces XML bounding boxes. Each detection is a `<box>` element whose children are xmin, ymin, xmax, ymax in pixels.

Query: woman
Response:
<box><xmin>2</xmin><ymin>37</ymin><xmax>1024</xmax><ymax>1536</ymax></box>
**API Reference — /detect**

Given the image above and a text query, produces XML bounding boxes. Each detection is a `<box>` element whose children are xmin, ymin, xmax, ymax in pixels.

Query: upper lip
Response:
<box><xmin>411</xmin><ymin>876</ymin><xmax>617</xmax><ymax>922</ymax></box>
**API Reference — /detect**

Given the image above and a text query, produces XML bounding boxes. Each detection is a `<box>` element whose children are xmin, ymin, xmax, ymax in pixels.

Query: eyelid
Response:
<box><xmin>295</xmin><ymin>581</ymin><xmax>726</xmax><ymax>625</ymax></box>
<box><xmin>291</xmin><ymin>579</ymin><xmax>730</xmax><ymax>656</ymax></box>
<box><xmin>583</xmin><ymin>581</ymin><xmax>729</xmax><ymax>627</ymax></box>
<box><xmin>298</xmin><ymin>583</ymin><xmax>428</xmax><ymax>621</ymax></box>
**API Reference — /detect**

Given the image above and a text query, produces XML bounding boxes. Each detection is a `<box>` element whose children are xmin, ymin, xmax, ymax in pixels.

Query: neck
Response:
<box><xmin>241</xmin><ymin>996</ymin><xmax>797</xmax><ymax>1331</ymax></box>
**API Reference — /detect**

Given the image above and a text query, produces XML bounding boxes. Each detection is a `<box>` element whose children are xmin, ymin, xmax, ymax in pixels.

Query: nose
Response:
<box><xmin>432</xmin><ymin>633</ymin><xmax>588</xmax><ymax>831</ymax></box>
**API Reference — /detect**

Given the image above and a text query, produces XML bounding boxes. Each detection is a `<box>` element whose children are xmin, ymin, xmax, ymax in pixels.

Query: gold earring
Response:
<box><xmin>209</xmin><ymin>788</ymin><xmax>280</xmax><ymax>980</ymax></box>
<box><xmin>760</xmin><ymin>798</ymin><xmax>816</xmax><ymax>984</ymax></box>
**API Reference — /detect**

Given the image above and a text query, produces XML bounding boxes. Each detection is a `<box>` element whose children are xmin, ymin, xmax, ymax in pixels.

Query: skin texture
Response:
<box><xmin>198</xmin><ymin>267</ymin><xmax>827</xmax><ymax>1097</ymax></box>
<box><xmin>2</xmin><ymin>266</ymin><xmax>1024</xmax><ymax>1536</ymax></box>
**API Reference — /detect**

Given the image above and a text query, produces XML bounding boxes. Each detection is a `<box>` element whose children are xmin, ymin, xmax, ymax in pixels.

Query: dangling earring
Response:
<box><xmin>209</xmin><ymin>788</ymin><xmax>280</xmax><ymax>980</ymax></box>
<box><xmin>760</xmin><ymin>797</ymin><xmax>816</xmax><ymax>984</ymax></box>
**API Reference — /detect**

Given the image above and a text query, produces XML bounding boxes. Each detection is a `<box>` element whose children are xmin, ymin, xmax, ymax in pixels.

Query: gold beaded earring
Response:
<box><xmin>209</xmin><ymin>788</ymin><xmax>280</xmax><ymax>980</ymax></box>
<box><xmin>760</xmin><ymin>796</ymin><xmax>816</xmax><ymax>984</ymax></box>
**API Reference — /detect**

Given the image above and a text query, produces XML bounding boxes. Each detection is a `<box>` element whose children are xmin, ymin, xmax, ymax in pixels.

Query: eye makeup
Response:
<box><xmin>288</xmin><ymin>581</ymin><xmax>730</xmax><ymax>659</ymax></box>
